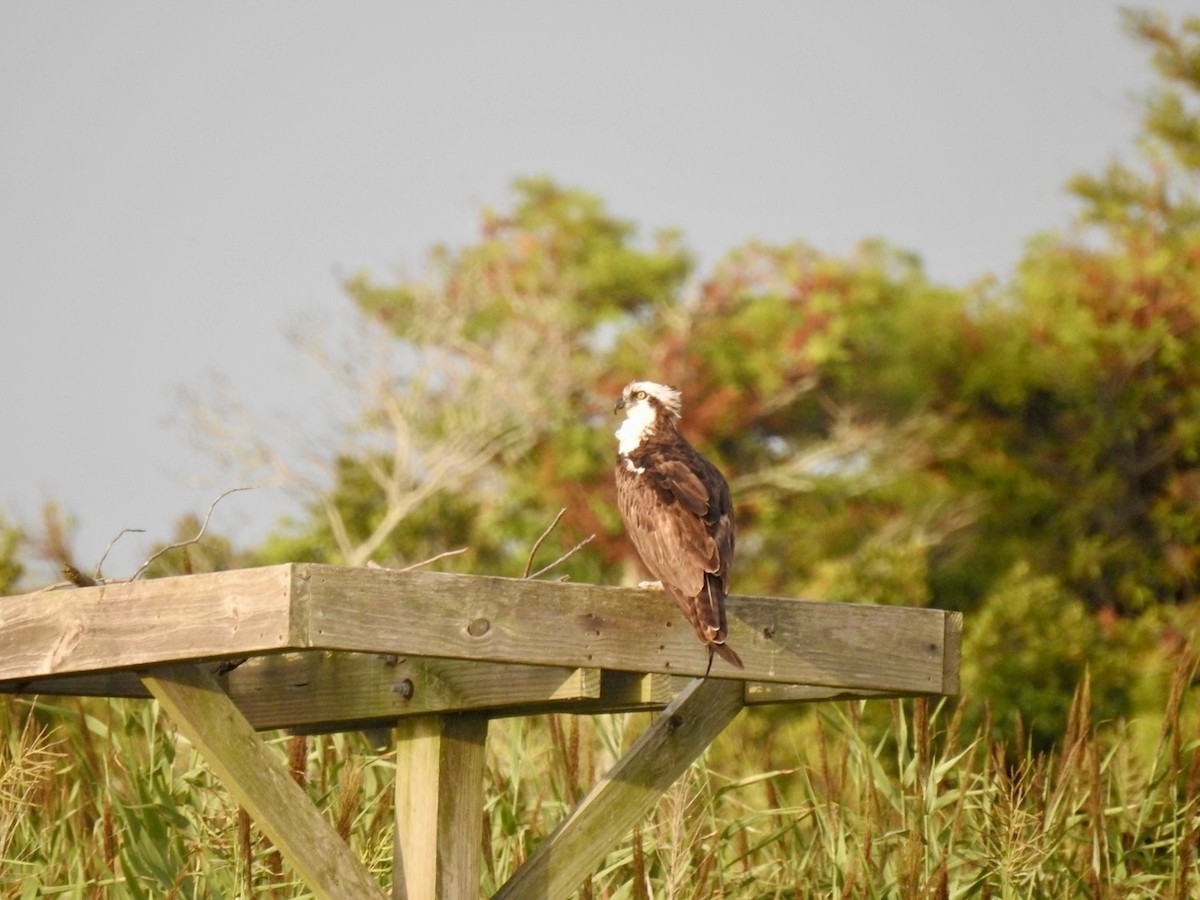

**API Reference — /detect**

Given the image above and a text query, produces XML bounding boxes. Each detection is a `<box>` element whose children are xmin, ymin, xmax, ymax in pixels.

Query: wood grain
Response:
<box><xmin>0</xmin><ymin>565</ymin><xmax>961</xmax><ymax>702</ymax></box>
<box><xmin>0</xmin><ymin>567</ymin><xmax>295</xmax><ymax>681</ymax></box>
<box><xmin>222</xmin><ymin>652</ymin><xmax>597</xmax><ymax>732</ymax></box>
<box><xmin>0</xmin><ymin>661</ymin><xmax>696</xmax><ymax>728</ymax></box>
<box><xmin>302</xmin><ymin>565</ymin><xmax>957</xmax><ymax>693</ymax></box>
<box><xmin>394</xmin><ymin>714</ymin><xmax>487</xmax><ymax>900</ymax></box>
<box><xmin>0</xmin><ymin>566</ymin><xmax>965</xmax><ymax>900</ymax></box>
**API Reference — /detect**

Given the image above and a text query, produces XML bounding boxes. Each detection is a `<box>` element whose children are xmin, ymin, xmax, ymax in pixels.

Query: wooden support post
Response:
<box><xmin>140</xmin><ymin>664</ymin><xmax>388</xmax><ymax>900</ymax></box>
<box><xmin>494</xmin><ymin>676</ymin><xmax>744</xmax><ymax>899</ymax></box>
<box><xmin>393</xmin><ymin>714</ymin><xmax>488</xmax><ymax>900</ymax></box>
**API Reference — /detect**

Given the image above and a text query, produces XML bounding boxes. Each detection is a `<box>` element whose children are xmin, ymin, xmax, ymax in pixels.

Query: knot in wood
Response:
<box><xmin>467</xmin><ymin>617</ymin><xmax>491</xmax><ymax>637</ymax></box>
<box><xmin>667</xmin><ymin>713</ymin><xmax>685</xmax><ymax>731</ymax></box>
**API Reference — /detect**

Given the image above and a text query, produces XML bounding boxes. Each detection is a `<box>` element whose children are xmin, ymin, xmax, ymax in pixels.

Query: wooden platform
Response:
<box><xmin>0</xmin><ymin>564</ymin><xmax>962</xmax><ymax>898</ymax></box>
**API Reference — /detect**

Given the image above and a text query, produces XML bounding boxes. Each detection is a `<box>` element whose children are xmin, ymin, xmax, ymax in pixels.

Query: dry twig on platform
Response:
<box><xmin>94</xmin><ymin>528</ymin><xmax>147</xmax><ymax>581</ymax></box>
<box><xmin>131</xmin><ymin>487</ymin><xmax>255</xmax><ymax>581</ymax></box>
<box><xmin>522</xmin><ymin>507</ymin><xmax>594</xmax><ymax>581</ymax></box>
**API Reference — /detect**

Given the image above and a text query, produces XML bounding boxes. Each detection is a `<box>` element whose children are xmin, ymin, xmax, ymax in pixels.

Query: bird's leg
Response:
<box><xmin>637</xmin><ymin>580</ymin><xmax>664</xmax><ymax>590</ymax></box>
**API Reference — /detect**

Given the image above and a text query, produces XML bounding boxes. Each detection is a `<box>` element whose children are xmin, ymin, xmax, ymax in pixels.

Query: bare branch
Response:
<box><xmin>183</xmin><ymin>250</ymin><xmax>594</xmax><ymax>572</ymax></box>
<box><xmin>34</xmin><ymin>580</ymin><xmax>76</xmax><ymax>594</ymax></box>
<box><xmin>131</xmin><ymin>487</ymin><xmax>256</xmax><ymax>581</ymax></box>
<box><xmin>321</xmin><ymin>495</ymin><xmax>356</xmax><ymax>562</ymax></box>
<box><xmin>363</xmin><ymin>546</ymin><xmax>469</xmax><ymax>573</ymax></box>
<box><xmin>526</xmin><ymin>534</ymin><xmax>595</xmax><ymax>581</ymax></box>
<box><xmin>94</xmin><ymin>528</ymin><xmax>146</xmax><ymax>581</ymax></box>
<box><xmin>342</xmin><ymin>419</ymin><xmax>523</xmax><ymax>567</ymax></box>
<box><xmin>396</xmin><ymin>547</ymin><xmax>469</xmax><ymax>573</ymax></box>
<box><xmin>523</xmin><ymin>508</ymin><xmax>567</xmax><ymax>578</ymax></box>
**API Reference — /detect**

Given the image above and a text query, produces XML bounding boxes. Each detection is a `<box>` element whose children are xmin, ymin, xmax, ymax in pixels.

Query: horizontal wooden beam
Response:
<box><xmin>299</xmin><ymin>566</ymin><xmax>959</xmax><ymax>694</ymax></box>
<box><xmin>0</xmin><ymin>661</ymin><xmax>924</xmax><ymax>726</ymax></box>
<box><xmin>0</xmin><ymin>565</ymin><xmax>961</xmax><ymax>702</ymax></box>
<box><xmin>223</xmin><ymin>653</ymin><xmax>597</xmax><ymax>732</ymax></box>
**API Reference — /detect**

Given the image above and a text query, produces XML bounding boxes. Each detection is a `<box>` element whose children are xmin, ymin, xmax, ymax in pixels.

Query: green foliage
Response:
<box><xmin>809</xmin><ymin>531</ymin><xmax>932</xmax><ymax>610</ymax></box>
<box><xmin>4</xmin><ymin>656</ymin><xmax>1199</xmax><ymax>896</ymax></box>
<box><xmin>11</xmin><ymin>20</ymin><xmax>1200</xmax><ymax>894</ymax></box>
<box><xmin>353</xmin><ymin>176</ymin><xmax>692</xmax><ymax>340</ymax></box>
<box><xmin>238</xmin><ymin>12</ymin><xmax>1200</xmax><ymax>753</ymax></box>
<box><xmin>0</xmin><ymin>696</ymin><xmax>394</xmax><ymax>897</ymax></box>
<box><xmin>1073</xmin><ymin>12</ymin><xmax>1200</xmax><ymax>231</ymax></box>
<box><xmin>960</xmin><ymin>564</ymin><xmax>1135</xmax><ymax>750</ymax></box>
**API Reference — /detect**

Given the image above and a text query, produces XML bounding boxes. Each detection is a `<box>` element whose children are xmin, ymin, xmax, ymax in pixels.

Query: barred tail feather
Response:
<box><xmin>700</xmin><ymin>577</ymin><xmax>743</xmax><ymax>672</ymax></box>
<box><xmin>710</xmin><ymin>640</ymin><xmax>743</xmax><ymax>670</ymax></box>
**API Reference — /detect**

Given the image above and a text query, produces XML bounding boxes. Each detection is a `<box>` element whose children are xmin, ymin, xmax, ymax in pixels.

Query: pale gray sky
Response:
<box><xmin>0</xmin><ymin>3</ymin><xmax>1184</xmax><ymax>580</ymax></box>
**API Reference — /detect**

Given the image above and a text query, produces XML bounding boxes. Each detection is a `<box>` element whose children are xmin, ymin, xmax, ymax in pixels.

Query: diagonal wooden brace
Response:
<box><xmin>494</xmin><ymin>676</ymin><xmax>744</xmax><ymax>899</ymax></box>
<box><xmin>140</xmin><ymin>664</ymin><xmax>387</xmax><ymax>900</ymax></box>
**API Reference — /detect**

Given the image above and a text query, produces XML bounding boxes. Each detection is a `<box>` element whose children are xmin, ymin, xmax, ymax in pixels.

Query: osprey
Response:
<box><xmin>614</xmin><ymin>380</ymin><xmax>743</xmax><ymax>671</ymax></box>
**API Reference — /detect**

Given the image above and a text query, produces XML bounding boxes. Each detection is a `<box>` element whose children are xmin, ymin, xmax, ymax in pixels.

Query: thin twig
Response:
<box><xmin>523</xmin><ymin>507</ymin><xmax>567</xmax><ymax>578</ymax></box>
<box><xmin>35</xmin><ymin>580</ymin><xmax>76</xmax><ymax>594</ymax></box>
<box><xmin>396</xmin><ymin>547</ymin><xmax>469</xmax><ymax>573</ymax></box>
<box><xmin>131</xmin><ymin>486</ymin><xmax>256</xmax><ymax>581</ymax></box>
<box><xmin>94</xmin><ymin>528</ymin><xmax>146</xmax><ymax>581</ymax></box>
<box><xmin>527</xmin><ymin>534</ymin><xmax>595</xmax><ymax>581</ymax></box>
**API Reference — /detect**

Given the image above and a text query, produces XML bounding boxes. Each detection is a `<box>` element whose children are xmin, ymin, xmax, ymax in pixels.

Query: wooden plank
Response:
<box><xmin>394</xmin><ymin>714</ymin><xmax>487</xmax><ymax>900</ymax></box>
<box><xmin>224</xmin><ymin>652</ymin><xmax>599</xmax><ymax>732</ymax></box>
<box><xmin>943</xmin><ymin>611</ymin><xmax>964</xmax><ymax>694</ymax></box>
<box><xmin>528</xmin><ymin>670</ymin><xmax>677</xmax><ymax>715</ymax></box>
<box><xmin>0</xmin><ymin>664</ymin><xmax>922</xmax><ymax>720</ymax></box>
<box><xmin>301</xmin><ymin>566</ymin><xmax>957</xmax><ymax>693</ymax></box>
<box><xmin>0</xmin><ymin>567</ymin><xmax>297</xmax><ymax>681</ymax></box>
<box><xmin>745</xmin><ymin>682</ymin><xmax>896</xmax><ymax>704</ymax></box>
<box><xmin>140</xmin><ymin>664</ymin><xmax>387</xmax><ymax>900</ymax></box>
<box><xmin>0</xmin><ymin>652</ymin><xmax>599</xmax><ymax>721</ymax></box>
<box><xmin>493</xmin><ymin>676</ymin><xmax>744</xmax><ymax>899</ymax></box>
<box><xmin>0</xmin><ymin>565</ymin><xmax>961</xmax><ymax>699</ymax></box>
<box><xmin>0</xmin><ymin>671</ymin><xmax>153</xmax><ymax>698</ymax></box>
<box><xmin>0</xmin><ymin>661</ymin><xmax>681</xmax><ymax>728</ymax></box>
<box><xmin>0</xmin><ymin>670</ymin><xmax>902</xmax><ymax>707</ymax></box>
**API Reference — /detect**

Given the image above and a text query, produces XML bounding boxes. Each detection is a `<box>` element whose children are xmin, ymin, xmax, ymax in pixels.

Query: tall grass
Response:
<box><xmin>2</xmin><ymin>654</ymin><xmax>1198</xmax><ymax>897</ymax></box>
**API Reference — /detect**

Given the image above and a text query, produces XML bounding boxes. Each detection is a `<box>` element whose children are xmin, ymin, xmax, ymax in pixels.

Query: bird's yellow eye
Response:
<box><xmin>635</xmin><ymin>390</ymin><xmax>647</xmax><ymax>400</ymax></box>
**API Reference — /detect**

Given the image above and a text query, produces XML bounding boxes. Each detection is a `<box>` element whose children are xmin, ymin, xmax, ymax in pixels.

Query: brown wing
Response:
<box><xmin>615</xmin><ymin>455</ymin><xmax>734</xmax><ymax>643</ymax></box>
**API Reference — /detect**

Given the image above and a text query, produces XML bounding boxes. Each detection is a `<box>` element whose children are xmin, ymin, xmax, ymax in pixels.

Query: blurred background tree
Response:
<box><xmin>7</xmin><ymin>12</ymin><xmax>1200</xmax><ymax>754</ymax></box>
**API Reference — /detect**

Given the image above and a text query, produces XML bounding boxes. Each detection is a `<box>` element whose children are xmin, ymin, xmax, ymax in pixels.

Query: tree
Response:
<box><xmin>188</xmin><ymin>14</ymin><xmax>1200</xmax><ymax>751</ymax></box>
<box><xmin>192</xmin><ymin>178</ymin><xmax>693</xmax><ymax>576</ymax></box>
<box><xmin>922</xmin><ymin>11</ymin><xmax>1200</xmax><ymax>616</ymax></box>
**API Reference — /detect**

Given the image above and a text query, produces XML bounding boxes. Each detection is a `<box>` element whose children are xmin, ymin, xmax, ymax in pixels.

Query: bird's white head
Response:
<box><xmin>614</xmin><ymin>381</ymin><xmax>682</xmax><ymax>454</ymax></box>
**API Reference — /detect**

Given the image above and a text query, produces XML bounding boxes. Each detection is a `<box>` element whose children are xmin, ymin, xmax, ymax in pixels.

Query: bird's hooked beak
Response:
<box><xmin>614</xmin><ymin>396</ymin><xmax>627</xmax><ymax>414</ymax></box>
